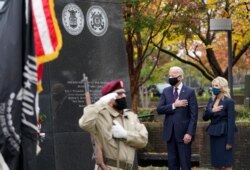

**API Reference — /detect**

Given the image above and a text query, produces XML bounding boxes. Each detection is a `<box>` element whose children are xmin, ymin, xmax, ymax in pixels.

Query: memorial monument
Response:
<box><xmin>37</xmin><ymin>1</ymin><xmax>130</xmax><ymax>169</ymax></box>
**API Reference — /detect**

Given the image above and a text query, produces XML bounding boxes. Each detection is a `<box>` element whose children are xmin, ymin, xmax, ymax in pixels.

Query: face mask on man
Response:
<box><xmin>114</xmin><ymin>98</ymin><xmax>127</xmax><ymax>110</ymax></box>
<box><xmin>212</xmin><ymin>87</ymin><xmax>221</xmax><ymax>96</ymax></box>
<box><xmin>168</xmin><ymin>76</ymin><xmax>180</xmax><ymax>86</ymax></box>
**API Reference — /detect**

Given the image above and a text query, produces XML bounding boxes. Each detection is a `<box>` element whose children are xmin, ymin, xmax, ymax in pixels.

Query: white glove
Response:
<box><xmin>99</xmin><ymin>93</ymin><xmax>118</xmax><ymax>104</ymax></box>
<box><xmin>112</xmin><ymin>120</ymin><xmax>127</xmax><ymax>139</ymax></box>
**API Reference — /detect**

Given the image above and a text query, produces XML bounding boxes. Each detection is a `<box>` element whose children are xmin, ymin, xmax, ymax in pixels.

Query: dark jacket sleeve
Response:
<box><xmin>203</xmin><ymin>98</ymin><xmax>214</xmax><ymax>121</ymax></box>
<box><xmin>187</xmin><ymin>89</ymin><xmax>198</xmax><ymax>136</ymax></box>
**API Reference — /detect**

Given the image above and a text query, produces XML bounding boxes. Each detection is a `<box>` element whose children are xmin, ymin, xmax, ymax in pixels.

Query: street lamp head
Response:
<box><xmin>210</xmin><ymin>18</ymin><xmax>232</xmax><ymax>31</ymax></box>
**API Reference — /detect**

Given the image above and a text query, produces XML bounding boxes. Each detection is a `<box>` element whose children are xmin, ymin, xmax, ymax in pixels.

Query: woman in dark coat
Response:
<box><xmin>203</xmin><ymin>76</ymin><xmax>237</xmax><ymax>170</ymax></box>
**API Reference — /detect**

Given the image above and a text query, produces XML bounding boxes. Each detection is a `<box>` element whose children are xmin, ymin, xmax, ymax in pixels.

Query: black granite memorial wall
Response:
<box><xmin>37</xmin><ymin>1</ymin><xmax>130</xmax><ymax>170</ymax></box>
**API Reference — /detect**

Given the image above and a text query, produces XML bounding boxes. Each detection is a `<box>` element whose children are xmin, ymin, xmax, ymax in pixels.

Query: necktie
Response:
<box><xmin>173</xmin><ymin>88</ymin><xmax>178</xmax><ymax>101</ymax></box>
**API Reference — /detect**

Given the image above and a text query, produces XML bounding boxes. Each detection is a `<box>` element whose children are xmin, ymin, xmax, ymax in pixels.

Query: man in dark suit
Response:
<box><xmin>157</xmin><ymin>66</ymin><xmax>198</xmax><ymax>170</ymax></box>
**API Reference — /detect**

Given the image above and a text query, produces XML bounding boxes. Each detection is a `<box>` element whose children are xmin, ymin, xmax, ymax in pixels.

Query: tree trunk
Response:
<box><xmin>132</xmin><ymin>88</ymin><xmax>139</xmax><ymax>113</ymax></box>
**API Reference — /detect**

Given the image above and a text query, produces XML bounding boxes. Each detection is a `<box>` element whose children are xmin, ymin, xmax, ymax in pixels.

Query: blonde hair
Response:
<box><xmin>212</xmin><ymin>76</ymin><xmax>231</xmax><ymax>99</ymax></box>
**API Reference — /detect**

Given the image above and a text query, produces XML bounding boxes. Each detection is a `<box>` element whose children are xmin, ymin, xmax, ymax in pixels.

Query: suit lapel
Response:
<box><xmin>171</xmin><ymin>86</ymin><xmax>175</xmax><ymax>98</ymax></box>
<box><xmin>166</xmin><ymin>87</ymin><xmax>174</xmax><ymax>102</ymax></box>
<box><xmin>179</xmin><ymin>85</ymin><xmax>186</xmax><ymax>100</ymax></box>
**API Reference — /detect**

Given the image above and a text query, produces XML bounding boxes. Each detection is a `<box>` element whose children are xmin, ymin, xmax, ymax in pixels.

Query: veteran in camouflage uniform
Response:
<box><xmin>79</xmin><ymin>80</ymin><xmax>148</xmax><ymax>170</ymax></box>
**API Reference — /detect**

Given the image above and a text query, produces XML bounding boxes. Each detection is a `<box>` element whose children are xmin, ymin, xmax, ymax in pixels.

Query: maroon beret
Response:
<box><xmin>101</xmin><ymin>80</ymin><xmax>125</xmax><ymax>96</ymax></box>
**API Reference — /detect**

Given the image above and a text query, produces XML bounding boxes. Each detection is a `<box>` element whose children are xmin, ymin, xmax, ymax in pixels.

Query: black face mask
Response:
<box><xmin>114</xmin><ymin>98</ymin><xmax>127</xmax><ymax>110</ymax></box>
<box><xmin>168</xmin><ymin>77</ymin><xmax>179</xmax><ymax>86</ymax></box>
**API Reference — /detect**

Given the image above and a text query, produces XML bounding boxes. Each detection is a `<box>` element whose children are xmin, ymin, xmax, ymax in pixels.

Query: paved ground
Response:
<box><xmin>138</xmin><ymin>167</ymin><xmax>213</xmax><ymax>170</ymax></box>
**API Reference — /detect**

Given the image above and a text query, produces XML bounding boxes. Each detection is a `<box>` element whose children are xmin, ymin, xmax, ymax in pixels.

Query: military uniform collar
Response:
<box><xmin>106</xmin><ymin>105</ymin><xmax>123</xmax><ymax>117</ymax></box>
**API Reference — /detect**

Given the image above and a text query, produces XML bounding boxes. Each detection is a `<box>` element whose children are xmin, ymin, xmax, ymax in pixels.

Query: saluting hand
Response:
<box><xmin>99</xmin><ymin>93</ymin><xmax>118</xmax><ymax>104</ymax></box>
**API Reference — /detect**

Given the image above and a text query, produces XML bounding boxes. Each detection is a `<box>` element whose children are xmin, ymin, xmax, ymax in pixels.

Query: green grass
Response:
<box><xmin>236</xmin><ymin>105</ymin><xmax>250</xmax><ymax>121</ymax></box>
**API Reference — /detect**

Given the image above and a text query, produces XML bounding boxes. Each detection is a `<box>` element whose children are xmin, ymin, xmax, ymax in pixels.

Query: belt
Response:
<box><xmin>105</xmin><ymin>158</ymin><xmax>132</xmax><ymax>170</ymax></box>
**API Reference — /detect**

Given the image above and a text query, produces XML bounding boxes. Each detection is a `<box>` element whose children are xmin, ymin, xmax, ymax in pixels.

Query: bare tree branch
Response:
<box><xmin>153</xmin><ymin>42</ymin><xmax>214</xmax><ymax>81</ymax></box>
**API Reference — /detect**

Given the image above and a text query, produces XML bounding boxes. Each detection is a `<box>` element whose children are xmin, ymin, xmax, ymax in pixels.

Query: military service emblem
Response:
<box><xmin>62</xmin><ymin>3</ymin><xmax>84</xmax><ymax>36</ymax></box>
<box><xmin>86</xmin><ymin>5</ymin><xmax>108</xmax><ymax>37</ymax></box>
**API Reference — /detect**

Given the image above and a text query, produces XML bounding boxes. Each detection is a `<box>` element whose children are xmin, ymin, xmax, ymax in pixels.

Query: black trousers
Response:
<box><xmin>167</xmin><ymin>128</ymin><xmax>191</xmax><ymax>170</ymax></box>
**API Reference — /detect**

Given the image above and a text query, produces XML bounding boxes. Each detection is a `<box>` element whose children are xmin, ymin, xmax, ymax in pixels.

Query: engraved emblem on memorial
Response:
<box><xmin>86</xmin><ymin>5</ymin><xmax>108</xmax><ymax>37</ymax></box>
<box><xmin>62</xmin><ymin>3</ymin><xmax>84</xmax><ymax>35</ymax></box>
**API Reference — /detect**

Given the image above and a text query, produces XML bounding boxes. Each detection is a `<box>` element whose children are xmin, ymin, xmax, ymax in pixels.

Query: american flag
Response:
<box><xmin>31</xmin><ymin>0</ymin><xmax>62</xmax><ymax>92</ymax></box>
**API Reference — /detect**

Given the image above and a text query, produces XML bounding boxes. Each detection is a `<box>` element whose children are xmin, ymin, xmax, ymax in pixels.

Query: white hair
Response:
<box><xmin>169</xmin><ymin>66</ymin><xmax>184</xmax><ymax>78</ymax></box>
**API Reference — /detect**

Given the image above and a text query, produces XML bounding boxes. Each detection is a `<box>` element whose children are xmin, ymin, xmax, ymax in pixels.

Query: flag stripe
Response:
<box><xmin>32</xmin><ymin>11</ymin><xmax>45</xmax><ymax>57</ymax></box>
<box><xmin>43</xmin><ymin>0</ymin><xmax>58</xmax><ymax>51</ymax></box>
<box><xmin>32</xmin><ymin>0</ymin><xmax>53</xmax><ymax>55</ymax></box>
<box><xmin>32</xmin><ymin>0</ymin><xmax>62</xmax><ymax>65</ymax></box>
<box><xmin>48</xmin><ymin>0</ymin><xmax>63</xmax><ymax>57</ymax></box>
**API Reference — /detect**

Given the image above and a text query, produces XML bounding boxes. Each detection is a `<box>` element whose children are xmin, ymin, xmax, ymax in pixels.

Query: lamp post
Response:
<box><xmin>210</xmin><ymin>18</ymin><xmax>233</xmax><ymax>97</ymax></box>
